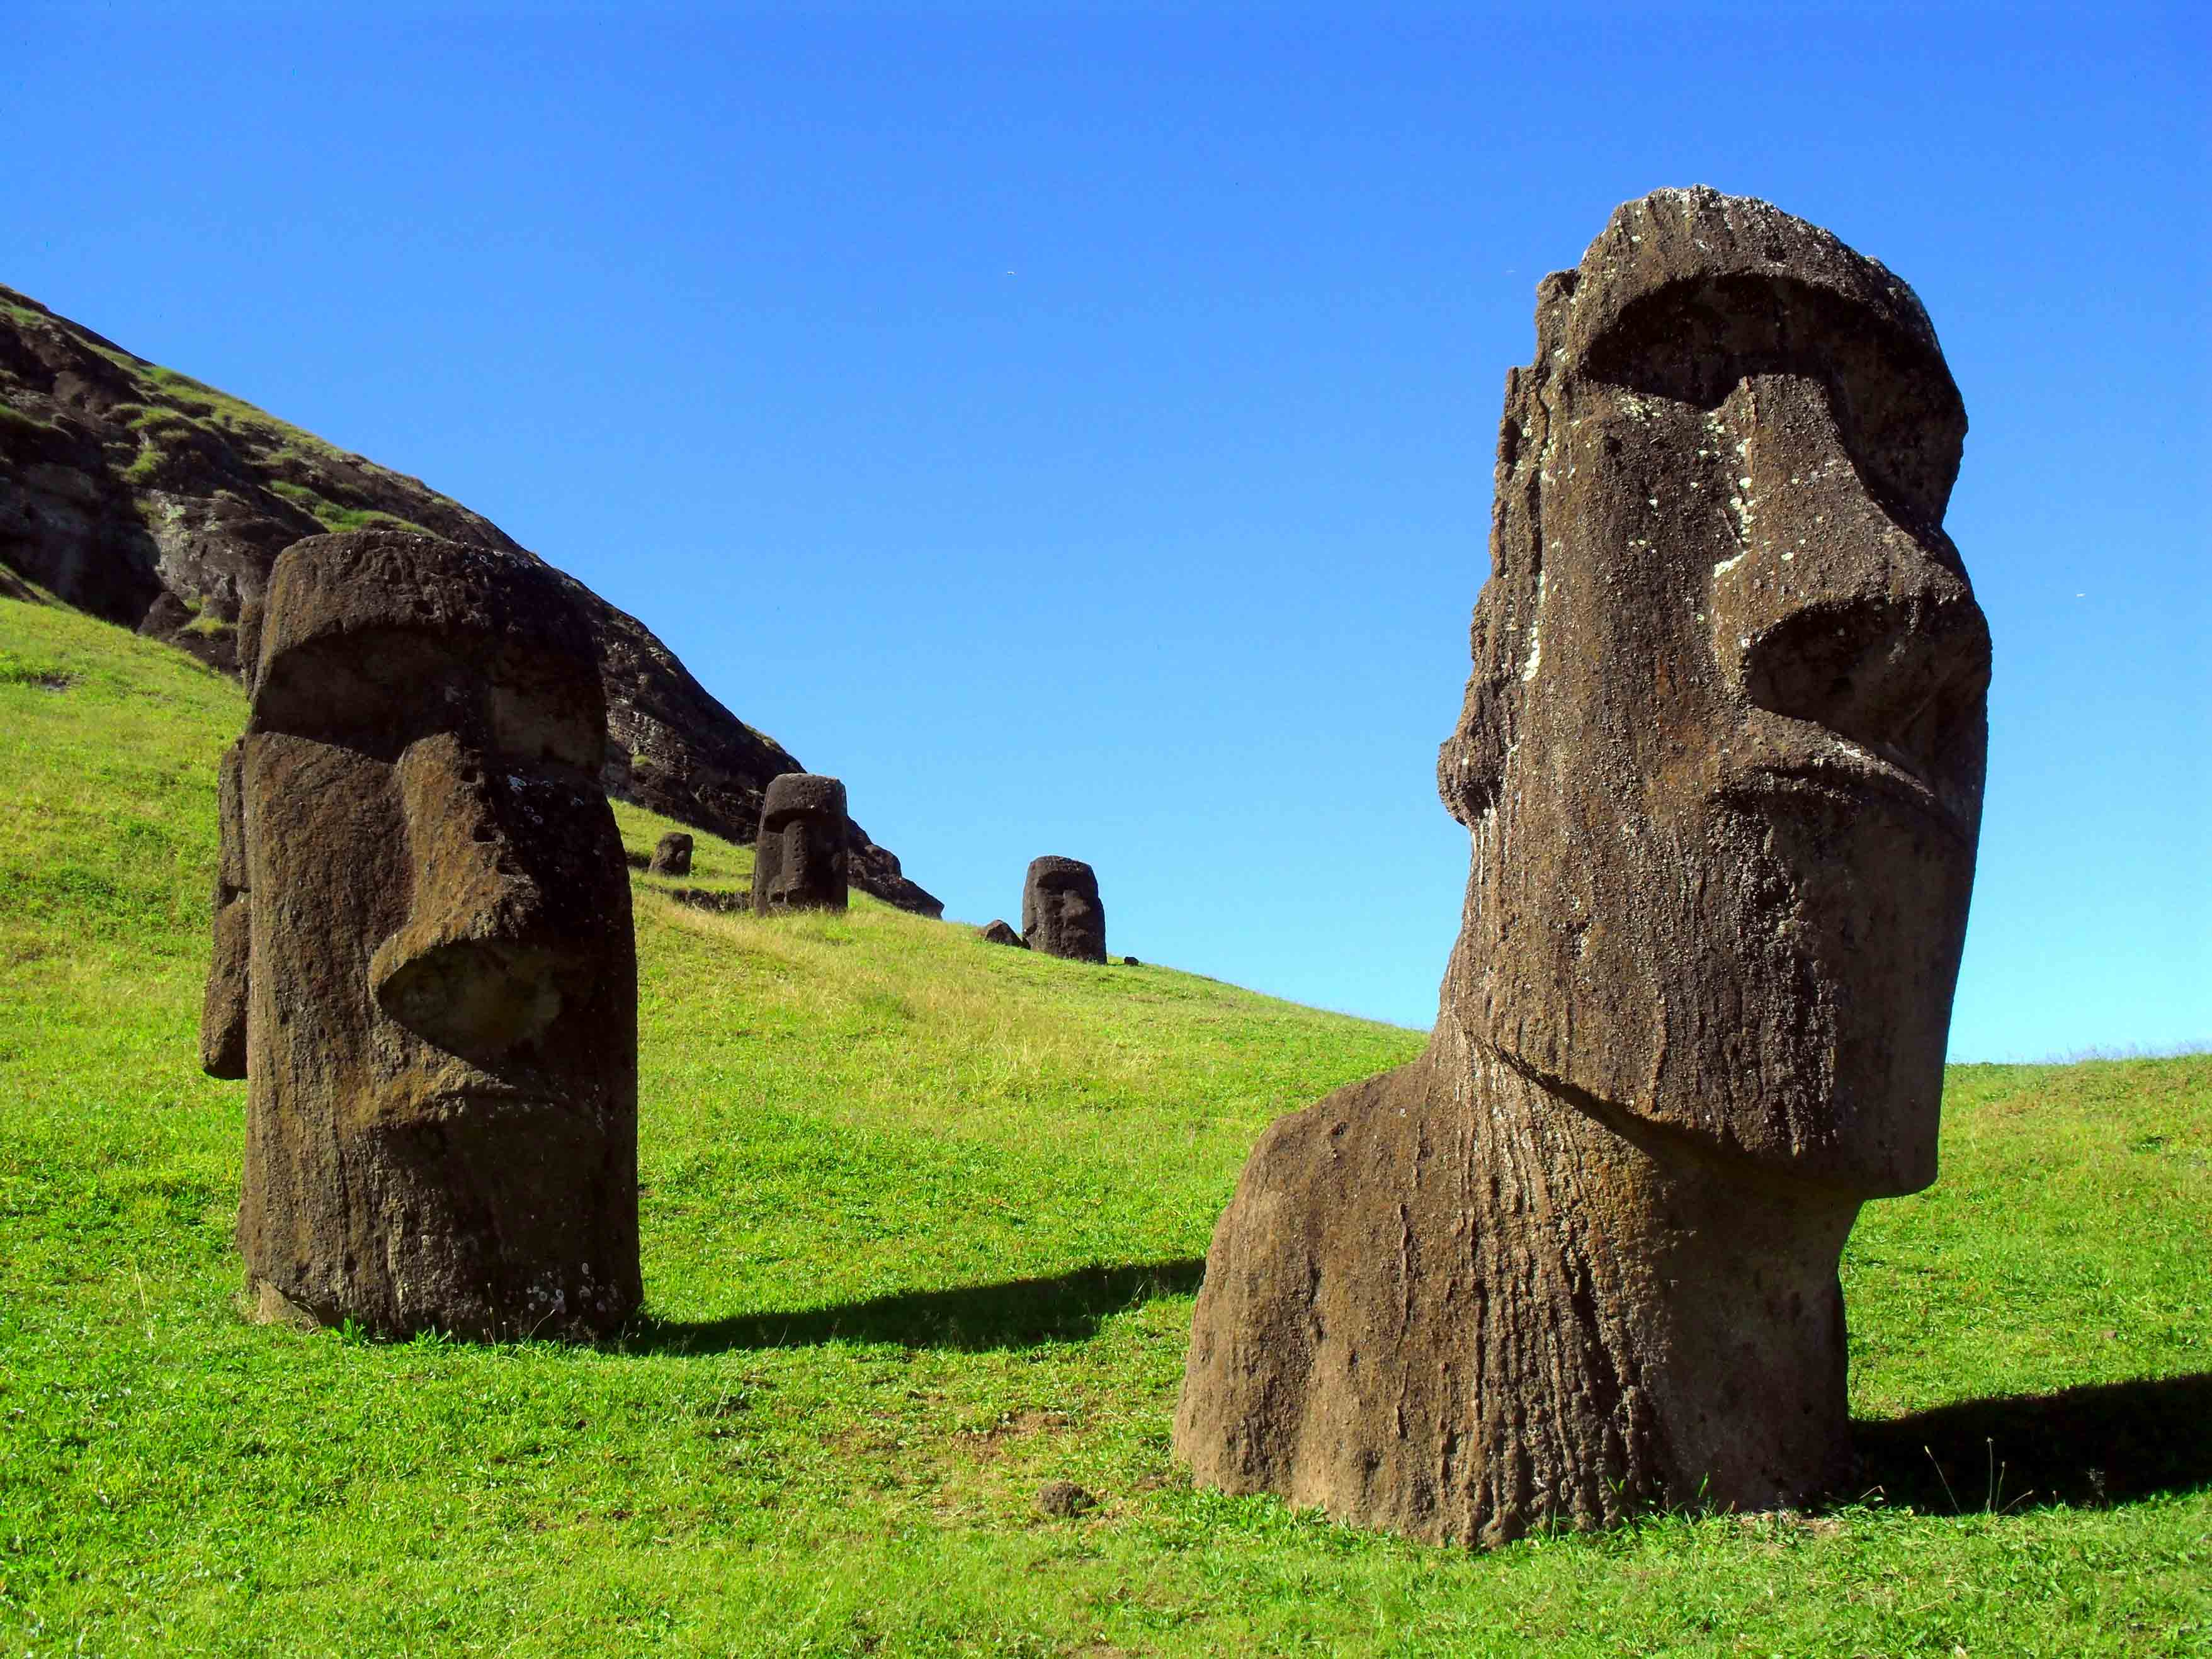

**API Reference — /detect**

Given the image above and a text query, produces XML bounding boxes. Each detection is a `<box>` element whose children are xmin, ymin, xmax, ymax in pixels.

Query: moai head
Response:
<box><xmin>1022</xmin><ymin>857</ymin><xmax>1106</xmax><ymax>963</ymax></box>
<box><xmin>752</xmin><ymin>773</ymin><xmax>848</xmax><ymax>914</ymax></box>
<box><xmin>1437</xmin><ymin>187</ymin><xmax>1989</xmax><ymax>1196</ymax></box>
<box><xmin>649</xmin><ymin>832</ymin><xmax>693</xmax><ymax>877</ymax></box>
<box><xmin>201</xmin><ymin>529</ymin><xmax>639</xmax><ymax>1339</ymax></box>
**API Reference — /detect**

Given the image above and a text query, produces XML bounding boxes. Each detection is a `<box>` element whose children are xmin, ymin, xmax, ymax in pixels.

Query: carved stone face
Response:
<box><xmin>204</xmin><ymin>531</ymin><xmax>638</xmax><ymax>1338</ymax></box>
<box><xmin>752</xmin><ymin>773</ymin><xmax>848</xmax><ymax>914</ymax></box>
<box><xmin>1438</xmin><ymin>188</ymin><xmax>1989</xmax><ymax>1196</ymax></box>
<box><xmin>1022</xmin><ymin>856</ymin><xmax>1106</xmax><ymax>963</ymax></box>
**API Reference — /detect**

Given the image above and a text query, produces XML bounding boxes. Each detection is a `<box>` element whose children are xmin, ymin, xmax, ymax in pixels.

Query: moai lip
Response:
<box><xmin>201</xmin><ymin>529</ymin><xmax>641</xmax><ymax>1342</ymax></box>
<box><xmin>1174</xmin><ymin>188</ymin><xmax>1990</xmax><ymax>1545</ymax></box>
<box><xmin>752</xmin><ymin>773</ymin><xmax>848</xmax><ymax>914</ymax></box>
<box><xmin>1021</xmin><ymin>857</ymin><xmax>1106</xmax><ymax>963</ymax></box>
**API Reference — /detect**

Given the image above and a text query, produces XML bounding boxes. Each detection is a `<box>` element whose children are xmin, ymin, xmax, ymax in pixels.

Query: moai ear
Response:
<box><xmin>201</xmin><ymin>741</ymin><xmax>251</xmax><ymax>1079</ymax></box>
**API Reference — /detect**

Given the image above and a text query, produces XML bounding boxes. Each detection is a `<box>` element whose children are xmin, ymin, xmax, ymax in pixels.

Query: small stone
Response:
<box><xmin>1121</xmin><ymin>956</ymin><xmax>1138</xmax><ymax>966</ymax></box>
<box><xmin>980</xmin><ymin>919</ymin><xmax>1027</xmax><ymax>948</ymax></box>
<box><xmin>1034</xmin><ymin>1480</ymin><xmax>1097</xmax><ymax>1518</ymax></box>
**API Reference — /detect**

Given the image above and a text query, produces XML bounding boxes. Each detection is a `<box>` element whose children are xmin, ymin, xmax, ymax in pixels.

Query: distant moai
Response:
<box><xmin>200</xmin><ymin>529</ymin><xmax>641</xmax><ymax>1342</ymax></box>
<box><xmin>1021</xmin><ymin>857</ymin><xmax>1106</xmax><ymax>962</ymax></box>
<box><xmin>979</xmin><ymin>919</ymin><xmax>1028</xmax><ymax>948</ymax></box>
<box><xmin>649</xmin><ymin>832</ymin><xmax>693</xmax><ymax>876</ymax></box>
<box><xmin>752</xmin><ymin>773</ymin><xmax>848</xmax><ymax>914</ymax></box>
<box><xmin>1175</xmin><ymin>188</ymin><xmax>1992</xmax><ymax>1544</ymax></box>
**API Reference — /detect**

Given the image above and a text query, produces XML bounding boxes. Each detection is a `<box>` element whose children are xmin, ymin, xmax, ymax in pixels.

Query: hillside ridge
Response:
<box><xmin>0</xmin><ymin>281</ymin><xmax>940</xmax><ymax>916</ymax></box>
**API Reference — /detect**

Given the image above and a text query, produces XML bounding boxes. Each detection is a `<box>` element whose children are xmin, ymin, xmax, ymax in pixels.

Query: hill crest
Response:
<box><xmin>0</xmin><ymin>282</ymin><xmax>940</xmax><ymax>915</ymax></box>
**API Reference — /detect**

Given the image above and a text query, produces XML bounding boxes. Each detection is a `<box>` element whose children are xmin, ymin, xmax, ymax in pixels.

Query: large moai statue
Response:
<box><xmin>1175</xmin><ymin>188</ymin><xmax>1991</xmax><ymax>1544</ymax></box>
<box><xmin>1022</xmin><ymin>857</ymin><xmax>1106</xmax><ymax>962</ymax></box>
<box><xmin>200</xmin><ymin>529</ymin><xmax>641</xmax><ymax>1341</ymax></box>
<box><xmin>752</xmin><ymin>773</ymin><xmax>848</xmax><ymax>914</ymax></box>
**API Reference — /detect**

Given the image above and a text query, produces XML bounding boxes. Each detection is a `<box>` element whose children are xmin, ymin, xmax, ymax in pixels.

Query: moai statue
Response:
<box><xmin>1021</xmin><ymin>857</ymin><xmax>1106</xmax><ymax>963</ymax></box>
<box><xmin>752</xmin><ymin>773</ymin><xmax>848</xmax><ymax>914</ymax></box>
<box><xmin>649</xmin><ymin>832</ymin><xmax>693</xmax><ymax>876</ymax></box>
<box><xmin>200</xmin><ymin>529</ymin><xmax>640</xmax><ymax>1341</ymax></box>
<box><xmin>1175</xmin><ymin>188</ymin><xmax>1990</xmax><ymax>1544</ymax></box>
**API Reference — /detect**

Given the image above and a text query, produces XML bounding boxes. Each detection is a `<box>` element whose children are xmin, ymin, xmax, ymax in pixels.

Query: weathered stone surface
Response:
<box><xmin>203</xmin><ymin>528</ymin><xmax>642</xmax><ymax>1342</ymax></box>
<box><xmin>980</xmin><ymin>919</ymin><xmax>1027</xmax><ymax>948</ymax></box>
<box><xmin>1175</xmin><ymin>188</ymin><xmax>1990</xmax><ymax>1545</ymax></box>
<box><xmin>752</xmin><ymin>773</ymin><xmax>848</xmax><ymax>914</ymax></box>
<box><xmin>1035</xmin><ymin>1480</ymin><xmax>1098</xmax><ymax>1518</ymax></box>
<box><xmin>648</xmin><ymin>832</ymin><xmax>693</xmax><ymax>876</ymax></box>
<box><xmin>0</xmin><ymin>285</ymin><xmax>941</xmax><ymax>916</ymax></box>
<box><xmin>1021</xmin><ymin>858</ymin><xmax>1106</xmax><ymax>963</ymax></box>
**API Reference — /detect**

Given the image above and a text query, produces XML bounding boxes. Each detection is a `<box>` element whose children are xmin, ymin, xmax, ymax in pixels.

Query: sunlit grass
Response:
<box><xmin>1</xmin><ymin>593</ymin><xmax>2205</xmax><ymax>1656</ymax></box>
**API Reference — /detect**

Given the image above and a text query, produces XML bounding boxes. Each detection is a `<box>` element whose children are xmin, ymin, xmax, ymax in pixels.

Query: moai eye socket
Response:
<box><xmin>1579</xmin><ymin>275</ymin><xmax>1966</xmax><ymax>529</ymax></box>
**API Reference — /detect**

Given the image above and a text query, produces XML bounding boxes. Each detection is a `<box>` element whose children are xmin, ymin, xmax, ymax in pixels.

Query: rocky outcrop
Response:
<box><xmin>0</xmin><ymin>283</ymin><xmax>940</xmax><ymax>917</ymax></box>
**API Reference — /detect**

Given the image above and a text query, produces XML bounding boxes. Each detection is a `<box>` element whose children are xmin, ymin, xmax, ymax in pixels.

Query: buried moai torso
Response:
<box><xmin>752</xmin><ymin>773</ymin><xmax>848</xmax><ymax>914</ymax></box>
<box><xmin>1174</xmin><ymin>188</ymin><xmax>1990</xmax><ymax>1544</ymax></box>
<box><xmin>200</xmin><ymin>529</ymin><xmax>640</xmax><ymax>1341</ymax></box>
<box><xmin>1021</xmin><ymin>857</ymin><xmax>1105</xmax><ymax>962</ymax></box>
<box><xmin>649</xmin><ymin>832</ymin><xmax>693</xmax><ymax>876</ymax></box>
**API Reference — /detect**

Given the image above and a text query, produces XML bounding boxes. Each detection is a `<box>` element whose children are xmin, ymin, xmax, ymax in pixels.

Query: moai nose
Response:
<box><xmin>1708</xmin><ymin>374</ymin><xmax>1990</xmax><ymax>808</ymax></box>
<box><xmin>369</xmin><ymin>732</ymin><xmax>587</xmax><ymax>1057</ymax></box>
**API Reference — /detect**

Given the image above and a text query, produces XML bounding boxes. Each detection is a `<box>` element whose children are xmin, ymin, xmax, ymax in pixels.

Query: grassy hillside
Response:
<box><xmin>1</xmin><ymin>594</ymin><xmax>2206</xmax><ymax>1657</ymax></box>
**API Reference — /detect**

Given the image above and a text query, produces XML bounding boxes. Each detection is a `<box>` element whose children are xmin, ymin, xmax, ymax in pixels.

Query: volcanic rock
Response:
<box><xmin>980</xmin><ymin>919</ymin><xmax>1027</xmax><ymax>948</ymax></box>
<box><xmin>203</xmin><ymin>529</ymin><xmax>642</xmax><ymax>1342</ymax></box>
<box><xmin>1021</xmin><ymin>857</ymin><xmax>1105</xmax><ymax>963</ymax></box>
<box><xmin>648</xmin><ymin>832</ymin><xmax>693</xmax><ymax>876</ymax></box>
<box><xmin>1034</xmin><ymin>1480</ymin><xmax>1097</xmax><ymax>1518</ymax></box>
<box><xmin>752</xmin><ymin>773</ymin><xmax>848</xmax><ymax>915</ymax></box>
<box><xmin>1174</xmin><ymin>188</ymin><xmax>1992</xmax><ymax>1545</ymax></box>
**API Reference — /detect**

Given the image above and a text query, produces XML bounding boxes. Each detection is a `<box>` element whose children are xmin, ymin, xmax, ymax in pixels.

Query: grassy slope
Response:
<box><xmin>0</xmin><ymin>595</ymin><xmax>2205</xmax><ymax>1658</ymax></box>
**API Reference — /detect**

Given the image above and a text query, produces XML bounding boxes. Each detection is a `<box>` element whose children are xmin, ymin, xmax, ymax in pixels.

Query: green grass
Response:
<box><xmin>0</xmin><ymin>594</ymin><xmax>2206</xmax><ymax>1656</ymax></box>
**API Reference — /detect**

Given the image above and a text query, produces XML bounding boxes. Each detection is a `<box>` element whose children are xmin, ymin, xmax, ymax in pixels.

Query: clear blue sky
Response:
<box><xmin>9</xmin><ymin>3</ymin><xmax>2205</xmax><ymax>1059</ymax></box>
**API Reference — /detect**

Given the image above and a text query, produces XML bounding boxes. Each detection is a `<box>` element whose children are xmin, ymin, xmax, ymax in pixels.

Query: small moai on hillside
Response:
<box><xmin>200</xmin><ymin>528</ymin><xmax>641</xmax><ymax>1342</ymax></box>
<box><xmin>1021</xmin><ymin>857</ymin><xmax>1105</xmax><ymax>963</ymax></box>
<box><xmin>752</xmin><ymin>773</ymin><xmax>848</xmax><ymax>914</ymax></box>
<box><xmin>649</xmin><ymin>832</ymin><xmax>693</xmax><ymax>876</ymax></box>
<box><xmin>1175</xmin><ymin>188</ymin><xmax>1992</xmax><ymax>1544</ymax></box>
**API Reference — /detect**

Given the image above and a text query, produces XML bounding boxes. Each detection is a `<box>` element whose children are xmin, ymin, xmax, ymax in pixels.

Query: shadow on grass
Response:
<box><xmin>635</xmin><ymin>1259</ymin><xmax>1205</xmax><ymax>1355</ymax></box>
<box><xmin>1854</xmin><ymin>1372</ymin><xmax>2212</xmax><ymax>1511</ymax></box>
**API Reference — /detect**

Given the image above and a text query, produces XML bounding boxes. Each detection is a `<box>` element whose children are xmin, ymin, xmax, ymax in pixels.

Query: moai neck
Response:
<box><xmin>1436</xmin><ymin>1016</ymin><xmax>1864</xmax><ymax>1527</ymax></box>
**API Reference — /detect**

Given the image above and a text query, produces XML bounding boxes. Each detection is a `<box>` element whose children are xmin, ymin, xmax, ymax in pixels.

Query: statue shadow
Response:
<box><xmin>633</xmin><ymin>1258</ymin><xmax>1205</xmax><ymax>1355</ymax></box>
<box><xmin>1852</xmin><ymin>1372</ymin><xmax>2212</xmax><ymax>1512</ymax></box>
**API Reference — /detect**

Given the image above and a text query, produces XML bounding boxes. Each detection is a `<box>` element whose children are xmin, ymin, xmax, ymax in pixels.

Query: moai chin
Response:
<box><xmin>1021</xmin><ymin>857</ymin><xmax>1106</xmax><ymax>963</ymax></box>
<box><xmin>1174</xmin><ymin>188</ymin><xmax>1991</xmax><ymax>1544</ymax></box>
<box><xmin>201</xmin><ymin>529</ymin><xmax>640</xmax><ymax>1342</ymax></box>
<box><xmin>752</xmin><ymin>773</ymin><xmax>848</xmax><ymax>914</ymax></box>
